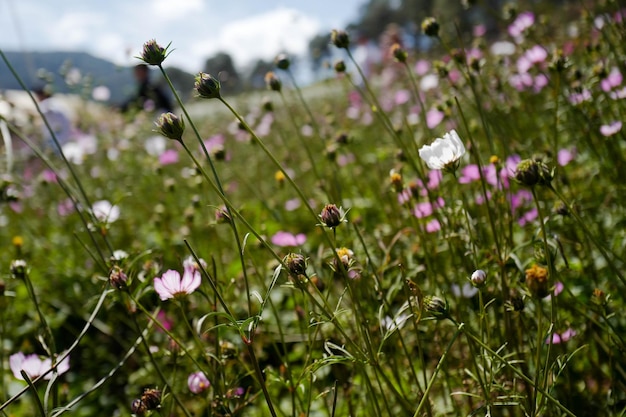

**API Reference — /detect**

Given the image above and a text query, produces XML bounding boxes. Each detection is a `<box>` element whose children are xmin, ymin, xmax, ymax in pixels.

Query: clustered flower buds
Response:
<box><xmin>139</xmin><ymin>39</ymin><xmax>170</xmax><ymax>66</ymax></box>
<box><xmin>264</xmin><ymin>71</ymin><xmax>282</xmax><ymax>92</ymax></box>
<box><xmin>513</xmin><ymin>158</ymin><xmax>553</xmax><ymax>187</ymax></box>
<box><xmin>421</xmin><ymin>17</ymin><xmax>440</xmax><ymax>37</ymax></box>
<box><xmin>331</xmin><ymin>29</ymin><xmax>350</xmax><ymax>49</ymax></box>
<box><xmin>155</xmin><ymin>112</ymin><xmax>185</xmax><ymax>142</ymax></box>
<box><xmin>194</xmin><ymin>72</ymin><xmax>221</xmax><ymax>99</ymax></box>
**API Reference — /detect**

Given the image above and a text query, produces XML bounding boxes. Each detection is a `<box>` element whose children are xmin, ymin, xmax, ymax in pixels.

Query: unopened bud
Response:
<box><xmin>284</xmin><ymin>253</ymin><xmax>307</xmax><ymax>277</ymax></box>
<box><xmin>264</xmin><ymin>71</ymin><xmax>282</xmax><ymax>92</ymax></box>
<box><xmin>470</xmin><ymin>269</ymin><xmax>486</xmax><ymax>287</ymax></box>
<box><xmin>195</xmin><ymin>72</ymin><xmax>221</xmax><ymax>99</ymax></box>
<box><xmin>424</xmin><ymin>295</ymin><xmax>448</xmax><ymax>318</ymax></box>
<box><xmin>331</xmin><ymin>29</ymin><xmax>350</xmax><ymax>49</ymax></box>
<box><xmin>275</xmin><ymin>53</ymin><xmax>290</xmax><ymax>70</ymax></box>
<box><xmin>514</xmin><ymin>158</ymin><xmax>553</xmax><ymax>187</ymax></box>
<box><xmin>139</xmin><ymin>39</ymin><xmax>170</xmax><ymax>66</ymax></box>
<box><xmin>155</xmin><ymin>112</ymin><xmax>185</xmax><ymax>142</ymax></box>
<box><xmin>10</xmin><ymin>259</ymin><xmax>28</xmax><ymax>279</ymax></box>
<box><xmin>421</xmin><ymin>17</ymin><xmax>440</xmax><ymax>37</ymax></box>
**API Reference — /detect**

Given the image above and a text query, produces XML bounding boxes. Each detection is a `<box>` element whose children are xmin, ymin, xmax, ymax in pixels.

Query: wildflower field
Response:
<box><xmin>1</xmin><ymin>2</ymin><xmax>626</xmax><ymax>416</ymax></box>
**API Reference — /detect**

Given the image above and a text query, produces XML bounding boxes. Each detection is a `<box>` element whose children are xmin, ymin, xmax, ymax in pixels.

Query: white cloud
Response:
<box><xmin>191</xmin><ymin>7</ymin><xmax>320</xmax><ymax>70</ymax></box>
<box><xmin>151</xmin><ymin>0</ymin><xmax>204</xmax><ymax>22</ymax></box>
<box><xmin>47</xmin><ymin>12</ymin><xmax>105</xmax><ymax>48</ymax></box>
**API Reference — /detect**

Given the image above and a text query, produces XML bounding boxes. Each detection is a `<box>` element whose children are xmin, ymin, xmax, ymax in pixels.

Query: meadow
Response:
<box><xmin>1</xmin><ymin>2</ymin><xmax>625</xmax><ymax>416</ymax></box>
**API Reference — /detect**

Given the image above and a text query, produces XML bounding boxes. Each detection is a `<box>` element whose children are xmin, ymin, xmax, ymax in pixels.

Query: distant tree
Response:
<box><xmin>203</xmin><ymin>52</ymin><xmax>241</xmax><ymax>93</ymax></box>
<box><xmin>247</xmin><ymin>59</ymin><xmax>275</xmax><ymax>90</ymax></box>
<box><xmin>348</xmin><ymin>0</ymin><xmax>403</xmax><ymax>40</ymax></box>
<box><xmin>164</xmin><ymin>66</ymin><xmax>196</xmax><ymax>101</ymax></box>
<box><xmin>308</xmin><ymin>33</ymin><xmax>332</xmax><ymax>73</ymax></box>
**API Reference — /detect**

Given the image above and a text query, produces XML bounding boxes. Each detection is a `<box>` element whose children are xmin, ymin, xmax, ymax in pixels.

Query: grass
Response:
<box><xmin>1</xmin><ymin>2</ymin><xmax>625</xmax><ymax>416</ymax></box>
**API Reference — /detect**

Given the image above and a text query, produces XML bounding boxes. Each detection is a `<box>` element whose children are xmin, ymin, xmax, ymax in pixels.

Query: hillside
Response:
<box><xmin>0</xmin><ymin>51</ymin><xmax>194</xmax><ymax>105</ymax></box>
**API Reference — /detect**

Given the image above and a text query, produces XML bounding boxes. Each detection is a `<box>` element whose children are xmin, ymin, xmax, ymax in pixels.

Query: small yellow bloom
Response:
<box><xmin>274</xmin><ymin>170</ymin><xmax>286</xmax><ymax>183</ymax></box>
<box><xmin>489</xmin><ymin>155</ymin><xmax>500</xmax><ymax>165</ymax></box>
<box><xmin>12</xmin><ymin>236</ymin><xmax>23</xmax><ymax>247</ymax></box>
<box><xmin>525</xmin><ymin>264</ymin><xmax>549</xmax><ymax>298</ymax></box>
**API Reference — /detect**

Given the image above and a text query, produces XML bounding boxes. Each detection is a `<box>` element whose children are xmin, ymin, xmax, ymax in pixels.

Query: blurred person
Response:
<box><xmin>121</xmin><ymin>64</ymin><xmax>173</xmax><ymax>113</ymax></box>
<box><xmin>34</xmin><ymin>85</ymin><xmax>74</xmax><ymax>152</ymax></box>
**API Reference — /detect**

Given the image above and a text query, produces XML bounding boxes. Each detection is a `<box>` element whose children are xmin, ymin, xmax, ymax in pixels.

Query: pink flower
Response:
<box><xmin>154</xmin><ymin>267</ymin><xmax>201</xmax><ymax>300</ymax></box>
<box><xmin>425</xmin><ymin>218</ymin><xmax>441</xmax><ymax>233</ymax></box>
<box><xmin>601</xmin><ymin>67</ymin><xmax>622</xmax><ymax>92</ymax></box>
<box><xmin>188</xmin><ymin>371</ymin><xmax>211</xmax><ymax>394</ymax></box>
<box><xmin>271</xmin><ymin>231</ymin><xmax>306</xmax><ymax>247</ymax></box>
<box><xmin>568</xmin><ymin>89</ymin><xmax>592</xmax><ymax>105</ymax></box>
<box><xmin>41</xmin><ymin>169</ymin><xmax>58</xmax><ymax>183</ymax></box>
<box><xmin>600</xmin><ymin>121</ymin><xmax>622</xmax><ymax>137</ymax></box>
<box><xmin>458</xmin><ymin>164</ymin><xmax>481</xmax><ymax>184</ymax></box>
<box><xmin>426</xmin><ymin>109</ymin><xmax>444</xmax><ymax>129</ymax></box>
<box><xmin>394</xmin><ymin>89</ymin><xmax>411</xmax><ymax>105</ymax></box>
<box><xmin>508</xmin><ymin>11</ymin><xmax>535</xmax><ymax>38</ymax></box>
<box><xmin>557</xmin><ymin>148</ymin><xmax>576</xmax><ymax>166</ymax></box>
<box><xmin>517</xmin><ymin>207</ymin><xmax>538</xmax><ymax>226</ymax></box>
<box><xmin>159</xmin><ymin>149</ymin><xmax>179</xmax><ymax>165</ymax></box>
<box><xmin>284</xmin><ymin>198</ymin><xmax>301</xmax><ymax>211</ymax></box>
<box><xmin>10</xmin><ymin>352</ymin><xmax>70</xmax><ymax>380</ymax></box>
<box><xmin>545</xmin><ymin>328</ymin><xmax>577</xmax><ymax>345</ymax></box>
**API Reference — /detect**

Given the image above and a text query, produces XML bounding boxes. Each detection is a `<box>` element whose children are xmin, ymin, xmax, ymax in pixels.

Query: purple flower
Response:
<box><xmin>600</xmin><ymin>121</ymin><xmax>622</xmax><ymax>137</ymax></box>
<box><xmin>159</xmin><ymin>149</ymin><xmax>179</xmax><ymax>165</ymax></box>
<box><xmin>394</xmin><ymin>89</ymin><xmax>411</xmax><ymax>105</ymax></box>
<box><xmin>517</xmin><ymin>207</ymin><xmax>538</xmax><ymax>226</ymax></box>
<box><xmin>188</xmin><ymin>371</ymin><xmax>211</xmax><ymax>394</ymax></box>
<box><xmin>154</xmin><ymin>267</ymin><xmax>201</xmax><ymax>300</ymax></box>
<box><xmin>271</xmin><ymin>231</ymin><xmax>306</xmax><ymax>247</ymax></box>
<box><xmin>568</xmin><ymin>89</ymin><xmax>592</xmax><ymax>105</ymax></box>
<box><xmin>10</xmin><ymin>352</ymin><xmax>70</xmax><ymax>380</ymax></box>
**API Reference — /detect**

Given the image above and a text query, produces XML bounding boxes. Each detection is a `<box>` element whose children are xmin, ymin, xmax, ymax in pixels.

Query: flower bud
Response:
<box><xmin>470</xmin><ymin>269</ymin><xmax>487</xmax><ymax>287</ymax></box>
<box><xmin>10</xmin><ymin>259</ymin><xmax>28</xmax><ymax>279</ymax></box>
<box><xmin>275</xmin><ymin>53</ymin><xmax>290</xmax><ymax>70</ymax></box>
<box><xmin>331</xmin><ymin>29</ymin><xmax>350</xmax><ymax>49</ymax></box>
<box><xmin>264</xmin><ymin>71</ymin><xmax>282</xmax><ymax>92</ymax></box>
<box><xmin>334</xmin><ymin>60</ymin><xmax>346</xmax><ymax>74</ymax></box>
<box><xmin>131</xmin><ymin>399</ymin><xmax>147</xmax><ymax>415</ymax></box>
<box><xmin>424</xmin><ymin>295</ymin><xmax>448</xmax><ymax>318</ymax></box>
<box><xmin>194</xmin><ymin>72</ymin><xmax>221</xmax><ymax>99</ymax></box>
<box><xmin>155</xmin><ymin>112</ymin><xmax>185</xmax><ymax>142</ymax></box>
<box><xmin>319</xmin><ymin>204</ymin><xmax>343</xmax><ymax>228</ymax></box>
<box><xmin>513</xmin><ymin>158</ymin><xmax>553</xmax><ymax>187</ymax></box>
<box><xmin>141</xmin><ymin>388</ymin><xmax>161</xmax><ymax>410</ymax></box>
<box><xmin>391</xmin><ymin>43</ymin><xmax>407</xmax><ymax>63</ymax></box>
<box><xmin>284</xmin><ymin>253</ymin><xmax>307</xmax><ymax>277</ymax></box>
<box><xmin>525</xmin><ymin>264</ymin><xmax>549</xmax><ymax>298</ymax></box>
<box><xmin>109</xmin><ymin>265</ymin><xmax>128</xmax><ymax>290</ymax></box>
<box><xmin>139</xmin><ymin>39</ymin><xmax>170</xmax><ymax>66</ymax></box>
<box><xmin>591</xmin><ymin>288</ymin><xmax>607</xmax><ymax>307</ymax></box>
<box><xmin>421</xmin><ymin>17</ymin><xmax>440</xmax><ymax>37</ymax></box>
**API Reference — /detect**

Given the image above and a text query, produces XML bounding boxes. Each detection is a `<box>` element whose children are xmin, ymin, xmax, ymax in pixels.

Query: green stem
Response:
<box><xmin>244</xmin><ymin>343</ymin><xmax>279</xmax><ymax>417</ymax></box>
<box><xmin>548</xmin><ymin>184</ymin><xmax>626</xmax><ymax>286</ymax></box>
<box><xmin>412</xmin><ymin>323</ymin><xmax>463</xmax><ymax>417</ymax></box>
<box><xmin>21</xmin><ymin>372</ymin><xmax>46</xmax><ymax>417</ymax></box>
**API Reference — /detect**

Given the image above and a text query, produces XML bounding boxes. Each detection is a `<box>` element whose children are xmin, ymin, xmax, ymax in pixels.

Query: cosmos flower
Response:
<box><xmin>154</xmin><ymin>267</ymin><xmax>201</xmax><ymax>301</ymax></box>
<box><xmin>600</xmin><ymin>121</ymin><xmax>622</xmax><ymax>137</ymax></box>
<box><xmin>545</xmin><ymin>328</ymin><xmax>577</xmax><ymax>344</ymax></box>
<box><xmin>188</xmin><ymin>371</ymin><xmax>211</xmax><ymax>394</ymax></box>
<box><xmin>92</xmin><ymin>200</ymin><xmax>120</xmax><ymax>223</ymax></box>
<box><xmin>271</xmin><ymin>231</ymin><xmax>307</xmax><ymax>247</ymax></box>
<box><xmin>418</xmin><ymin>129</ymin><xmax>466</xmax><ymax>171</ymax></box>
<box><xmin>10</xmin><ymin>352</ymin><xmax>70</xmax><ymax>381</ymax></box>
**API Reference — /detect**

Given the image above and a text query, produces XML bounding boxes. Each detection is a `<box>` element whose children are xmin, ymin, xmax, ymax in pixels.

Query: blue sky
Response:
<box><xmin>0</xmin><ymin>0</ymin><xmax>366</xmax><ymax>72</ymax></box>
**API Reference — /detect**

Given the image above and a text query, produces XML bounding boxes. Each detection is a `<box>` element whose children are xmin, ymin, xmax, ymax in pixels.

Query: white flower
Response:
<box><xmin>418</xmin><ymin>129</ymin><xmax>466</xmax><ymax>171</ymax></box>
<box><xmin>92</xmin><ymin>200</ymin><xmax>120</xmax><ymax>223</ymax></box>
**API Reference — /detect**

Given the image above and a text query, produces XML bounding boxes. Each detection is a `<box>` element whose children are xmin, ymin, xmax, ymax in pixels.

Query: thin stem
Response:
<box><xmin>21</xmin><ymin>372</ymin><xmax>46</xmax><ymax>417</ymax></box>
<box><xmin>412</xmin><ymin>323</ymin><xmax>464</xmax><ymax>417</ymax></box>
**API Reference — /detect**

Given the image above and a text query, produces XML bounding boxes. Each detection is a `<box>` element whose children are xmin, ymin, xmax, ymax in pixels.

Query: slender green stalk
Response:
<box><xmin>548</xmin><ymin>184</ymin><xmax>626</xmax><ymax>286</ymax></box>
<box><xmin>21</xmin><ymin>372</ymin><xmax>46</xmax><ymax>417</ymax></box>
<box><xmin>244</xmin><ymin>343</ymin><xmax>279</xmax><ymax>417</ymax></box>
<box><xmin>412</xmin><ymin>323</ymin><xmax>463</xmax><ymax>417</ymax></box>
